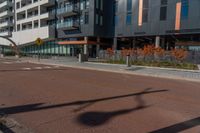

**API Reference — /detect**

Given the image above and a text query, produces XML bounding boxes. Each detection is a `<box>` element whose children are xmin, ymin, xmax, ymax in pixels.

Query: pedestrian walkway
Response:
<box><xmin>20</xmin><ymin>57</ymin><xmax>200</xmax><ymax>83</ymax></box>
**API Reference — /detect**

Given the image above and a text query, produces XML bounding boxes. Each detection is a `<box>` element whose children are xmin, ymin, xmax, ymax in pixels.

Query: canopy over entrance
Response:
<box><xmin>58</xmin><ymin>40</ymin><xmax>101</xmax><ymax>45</ymax></box>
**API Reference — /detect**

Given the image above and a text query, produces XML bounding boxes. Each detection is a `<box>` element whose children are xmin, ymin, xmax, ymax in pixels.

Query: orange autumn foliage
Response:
<box><xmin>121</xmin><ymin>48</ymin><xmax>136</xmax><ymax>57</ymax></box>
<box><xmin>143</xmin><ymin>45</ymin><xmax>155</xmax><ymax>57</ymax></box>
<box><xmin>171</xmin><ymin>48</ymin><xmax>188</xmax><ymax>62</ymax></box>
<box><xmin>155</xmin><ymin>47</ymin><xmax>165</xmax><ymax>57</ymax></box>
<box><xmin>106</xmin><ymin>48</ymin><xmax>114</xmax><ymax>57</ymax></box>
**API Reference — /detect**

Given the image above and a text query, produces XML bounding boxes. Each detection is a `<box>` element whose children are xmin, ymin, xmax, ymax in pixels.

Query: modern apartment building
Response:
<box><xmin>15</xmin><ymin>0</ymin><xmax>113</xmax><ymax>57</ymax></box>
<box><xmin>0</xmin><ymin>0</ymin><xmax>14</xmax><ymax>37</ymax></box>
<box><xmin>0</xmin><ymin>0</ymin><xmax>200</xmax><ymax>56</ymax></box>
<box><xmin>113</xmin><ymin>0</ymin><xmax>200</xmax><ymax>51</ymax></box>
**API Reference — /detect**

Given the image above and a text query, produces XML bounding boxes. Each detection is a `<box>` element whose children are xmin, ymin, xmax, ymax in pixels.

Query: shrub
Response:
<box><xmin>171</xmin><ymin>48</ymin><xmax>188</xmax><ymax>62</ymax></box>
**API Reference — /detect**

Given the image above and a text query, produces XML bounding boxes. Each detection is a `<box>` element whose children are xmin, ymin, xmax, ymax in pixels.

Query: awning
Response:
<box><xmin>58</xmin><ymin>40</ymin><xmax>99</xmax><ymax>45</ymax></box>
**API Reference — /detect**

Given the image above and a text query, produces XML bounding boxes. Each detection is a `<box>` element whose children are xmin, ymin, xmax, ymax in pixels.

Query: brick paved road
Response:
<box><xmin>0</xmin><ymin>58</ymin><xmax>200</xmax><ymax>133</ymax></box>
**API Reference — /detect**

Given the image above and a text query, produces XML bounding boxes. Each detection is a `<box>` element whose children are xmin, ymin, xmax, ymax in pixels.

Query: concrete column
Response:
<box><xmin>25</xmin><ymin>10</ymin><xmax>28</xmax><ymax>18</ymax></box>
<box><xmin>113</xmin><ymin>37</ymin><xmax>117</xmax><ymax>51</ymax></box>
<box><xmin>84</xmin><ymin>37</ymin><xmax>88</xmax><ymax>55</ymax></box>
<box><xmin>96</xmin><ymin>37</ymin><xmax>100</xmax><ymax>58</ymax></box>
<box><xmin>155</xmin><ymin>36</ymin><xmax>160</xmax><ymax>48</ymax></box>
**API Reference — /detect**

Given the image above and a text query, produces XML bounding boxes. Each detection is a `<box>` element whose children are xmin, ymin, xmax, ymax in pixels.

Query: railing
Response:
<box><xmin>57</xmin><ymin>21</ymin><xmax>79</xmax><ymax>29</ymax></box>
<box><xmin>56</xmin><ymin>6</ymin><xmax>79</xmax><ymax>15</ymax></box>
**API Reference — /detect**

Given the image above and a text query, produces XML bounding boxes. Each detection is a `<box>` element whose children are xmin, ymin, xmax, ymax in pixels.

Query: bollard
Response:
<box><xmin>126</xmin><ymin>55</ymin><xmax>131</xmax><ymax>67</ymax></box>
<box><xmin>15</xmin><ymin>55</ymin><xmax>19</xmax><ymax>58</ymax></box>
<box><xmin>79</xmin><ymin>53</ymin><xmax>82</xmax><ymax>63</ymax></box>
<box><xmin>0</xmin><ymin>54</ymin><xmax>4</xmax><ymax>58</ymax></box>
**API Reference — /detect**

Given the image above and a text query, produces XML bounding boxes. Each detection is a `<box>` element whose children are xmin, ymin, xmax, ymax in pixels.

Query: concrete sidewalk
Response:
<box><xmin>20</xmin><ymin>57</ymin><xmax>200</xmax><ymax>83</ymax></box>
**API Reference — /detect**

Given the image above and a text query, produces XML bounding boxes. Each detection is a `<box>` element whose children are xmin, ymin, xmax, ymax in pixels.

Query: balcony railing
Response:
<box><xmin>56</xmin><ymin>6</ymin><xmax>80</xmax><ymax>16</ymax></box>
<box><xmin>57</xmin><ymin>21</ymin><xmax>79</xmax><ymax>30</ymax></box>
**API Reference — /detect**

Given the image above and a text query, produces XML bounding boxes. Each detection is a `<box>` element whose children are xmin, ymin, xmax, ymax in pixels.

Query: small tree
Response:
<box><xmin>155</xmin><ymin>47</ymin><xmax>165</xmax><ymax>61</ymax></box>
<box><xmin>143</xmin><ymin>45</ymin><xmax>155</xmax><ymax>61</ymax></box>
<box><xmin>136</xmin><ymin>48</ymin><xmax>144</xmax><ymax>61</ymax></box>
<box><xmin>171</xmin><ymin>48</ymin><xmax>188</xmax><ymax>63</ymax></box>
<box><xmin>106</xmin><ymin>48</ymin><xmax>114</xmax><ymax>59</ymax></box>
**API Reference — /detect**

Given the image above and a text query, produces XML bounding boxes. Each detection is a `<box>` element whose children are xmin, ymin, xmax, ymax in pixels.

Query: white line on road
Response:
<box><xmin>3</xmin><ymin>62</ymin><xmax>12</xmax><ymax>64</ymax></box>
<box><xmin>22</xmin><ymin>68</ymin><xmax>31</xmax><ymax>70</ymax></box>
<box><xmin>43</xmin><ymin>66</ymin><xmax>52</xmax><ymax>69</ymax></box>
<box><xmin>34</xmin><ymin>67</ymin><xmax>42</xmax><ymax>69</ymax></box>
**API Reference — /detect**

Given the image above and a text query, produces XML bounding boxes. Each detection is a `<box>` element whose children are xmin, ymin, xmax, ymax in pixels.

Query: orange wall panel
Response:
<box><xmin>175</xmin><ymin>2</ymin><xmax>181</xmax><ymax>30</ymax></box>
<box><xmin>138</xmin><ymin>0</ymin><xmax>143</xmax><ymax>26</ymax></box>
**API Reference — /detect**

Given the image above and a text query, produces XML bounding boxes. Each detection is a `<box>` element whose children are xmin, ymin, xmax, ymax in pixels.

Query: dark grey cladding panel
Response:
<box><xmin>114</xmin><ymin>0</ymin><xmax>200</xmax><ymax>37</ymax></box>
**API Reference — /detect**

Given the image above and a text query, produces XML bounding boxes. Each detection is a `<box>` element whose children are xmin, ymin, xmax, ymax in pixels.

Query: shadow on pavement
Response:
<box><xmin>150</xmin><ymin>117</ymin><xmax>200</xmax><ymax>133</ymax></box>
<box><xmin>0</xmin><ymin>88</ymin><xmax>168</xmax><ymax>115</ymax></box>
<box><xmin>0</xmin><ymin>123</ymin><xmax>15</xmax><ymax>133</ymax></box>
<box><xmin>76</xmin><ymin>88</ymin><xmax>151</xmax><ymax>127</ymax></box>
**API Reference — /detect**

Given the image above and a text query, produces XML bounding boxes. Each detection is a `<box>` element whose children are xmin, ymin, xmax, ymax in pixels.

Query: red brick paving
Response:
<box><xmin>0</xmin><ymin>58</ymin><xmax>200</xmax><ymax>133</ymax></box>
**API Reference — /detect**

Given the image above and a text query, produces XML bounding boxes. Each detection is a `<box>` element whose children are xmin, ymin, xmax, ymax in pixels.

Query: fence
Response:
<box><xmin>99</xmin><ymin>50</ymin><xmax>200</xmax><ymax>64</ymax></box>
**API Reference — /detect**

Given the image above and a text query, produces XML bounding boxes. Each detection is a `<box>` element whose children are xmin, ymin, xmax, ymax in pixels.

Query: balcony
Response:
<box><xmin>0</xmin><ymin>21</ymin><xmax>13</xmax><ymax>28</ymax></box>
<box><xmin>0</xmin><ymin>31</ymin><xmax>12</xmax><ymax>37</ymax></box>
<box><xmin>57</xmin><ymin>6</ymin><xmax>80</xmax><ymax>17</ymax></box>
<box><xmin>57</xmin><ymin>21</ymin><xmax>79</xmax><ymax>30</ymax></box>
<box><xmin>16</xmin><ymin>0</ymin><xmax>55</xmax><ymax>13</ymax></box>
<box><xmin>0</xmin><ymin>10</ymin><xmax>13</xmax><ymax>18</ymax></box>
<box><xmin>0</xmin><ymin>1</ymin><xmax>13</xmax><ymax>9</ymax></box>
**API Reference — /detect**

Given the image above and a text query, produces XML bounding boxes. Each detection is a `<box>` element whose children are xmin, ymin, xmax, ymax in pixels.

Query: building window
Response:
<box><xmin>127</xmin><ymin>0</ymin><xmax>132</xmax><ymax>12</ymax></box>
<box><xmin>95</xmin><ymin>14</ymin><xmax>99</xmax><ymax>25</ymax></box>
<box><xmin>34</xmin><ymin>21</ymin><xmax>38</xmax><ymax>28</ymax></box>
<box><xmin>17</xmin><ymin>24</ymin><xmax>20</xmax><ymax>31</ymax></box>
<box><xmin>85</xmin><ymin>12</ymin><xmax>89</xmax><ymax>24</ymax></box>
<box><xmin>96</xmin><ymin>0</ymin><xmax>99</xmax><ymax>9</ymax></box>
<box><xmin>181</xmin><ymin>0</ymin><xmax>189</xmax><ymax>20</ymax></box>
<box><xmin>100</xmin><ymin>0</ymin><xmax>103</xmax><ymax>10</ymax></box>
<box><xmin>142</xmin><ymin>0</ymin><xmax>149</xmax><ymax>23</ymax></box>
<box><xmin>16</xmin><ymin>2</ymin><xmax>20</xmax><ymax>9</ymax></box>
<box><xmin>80</xmin><ymin>0</ymin><xmax>84</xmax><ymax>10</ymax></box>
<box><xmin>85</xmin><ymin>0</ymin><xmax>89</xmax><ymax>9</ymax></box>
<box><xmin>126</xmin><ymin>13</ymin><xmax>132</xmax><ymax>25</ymax></box>
<box><xmin>100</xmin><ymin>15</ymin><xmax>103</xmax><ymax>26</ymax></box>
<box><xmin>160</xmin><ymin>0</ymin><xmax>168</xmax><ymax>21</ymax></box>
<box><xmin>114</xmin><ymin>15</ymin><xmax>119</xmax><ymax>26</ymax></box>
<box><xmin>114</xmin><ymin>1</ymin><xmax>118</xmax><ymax>13</ymax></box>
<box><xmin>126</xmin><ymin>0</ymin><xmax>132</xmax><ymax>25</ymax></box>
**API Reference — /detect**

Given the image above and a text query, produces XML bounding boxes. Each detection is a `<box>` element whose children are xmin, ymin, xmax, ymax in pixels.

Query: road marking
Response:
<box><xmin>43</xmin><ymin>66</ymin><xmax>51</xmax><ymax>69</ymax></box>
<box><xmin>34</xmin><ymin>67</ymin><xmax>42</xmax><ymax>69</ymax></box>
<box><xmin>3</xmin><ymin>62</ymin><xmax>12</xmax><ymax>64</ymax></box>
<box><xmin>22</xmin><ymin>68</ymin><xmax>31</xmax><ymax>70</ymax></box>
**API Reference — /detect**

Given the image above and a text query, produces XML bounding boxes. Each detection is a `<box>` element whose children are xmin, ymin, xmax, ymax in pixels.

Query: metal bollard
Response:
<box><xmin>0</xmin><ymin>54</ymin><xmax>4</xmax><ymax>58</ymax></box>
<box><xmin>126</xmin><ymin>55</ymin><xmax>131</xmax><ymax>67</ymax></box>
<box><xmin>79</xmin><ymin>53</ymin><xmax>82</xmax><ymax>63</ymax></box>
